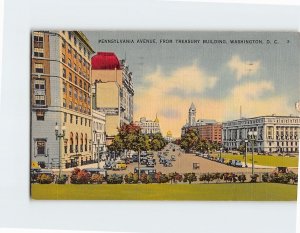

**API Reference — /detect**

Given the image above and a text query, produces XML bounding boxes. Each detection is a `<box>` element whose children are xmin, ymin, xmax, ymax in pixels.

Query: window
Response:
<box><xmin>34</xmin><ymin>79</ymin><xmax>45</xmax><ymax>90</ymax></box>
<box><xmin>79</xmin><ymin>80</ymin><xmax>82</xmax><ymax>88</ymax></box>
<box><xmin>68</xmin><ymin>44</ymin><xmax>71</xmax><ymax>54</ymax></box>
<box><xmin>35</xmin><ymin>95</ymin><xmax>45</xmax><ymax>105</ymax></box>
<box><xmin>74</xmin><ymin>103</ymin><xmax>78</xmax><ymax>111</ymax></box>
<box><xmin>68</xmin><ymin>72</ymin><xmax>72</xmax><ymax>82</ymax></box>
<box><xmin>84</xmin><ymin>82</ymin><xmax>86</xmax><ymax>90</ymax></box>
<box><xmin>36</xmin><ymin>139</ymin><xmax>46</xmax><ymax>155</ymax></box>
<box><xmin>69</xmin><ymin>85</ymin><xmax>72</xmax><ymax>96</ymax></box>
<box><xmin>74</xmin><ymin>89</ymin><xmax>78</xmax><ymax>99</ymax></box>
<box><xmin>62</xmin><ymin>53</ymin><xmax>65</xmax><ymax>63</ymax></box>
<box><xmin>62</xmin><ymin>82</ymin><xmax>66</xmax><ymax>93</ymax></box>
<box><xmin>76</xmin><ymin>116</ymin><xmax>78</xmax><ymax>124</ymax></box>
<box><xmin>36</xmin><ymin>110</ymin><xmax>45</xmax><ymax>121</ymax></box>
<box><xmin>64</xmin><ymin>113</ymin><xmax>67</xmax><ymax>122</ymax></box>
<box><xmin>33</xmin><ymin>33</ymin><xmax>44</xmax><ymax>48</ymax></box>
<box><xmin>69</xmin><ymin>101</ymin><xmax>73</xmax><ymax>109</ymax></box>
<box><xmin>33</xmin><ymin>48</ymin><xmax>44</xmax><ymax>57</ymax></box>
<box><xmin>74</xmin><ymin>64</ymin><xmax>77</xmax><ymax>72</ymax></box>
<box><xmin>62</xmin><ymin>68</ymin><xmax>66</xmax><ymax>78</ymax></box>
<box><xmin>85</xmin><ymin>118</ymin><xmax>87</xmax><ymax>126</ymax></box>
<box><xmin>68</xmin><ymin>31</ymin><xmax>72</xmax><ymax>40</ymax></box>
<box><xmin>62</xmin><ymin>40</ymin><xmax>66</xmax><ymax>48</ymax></box>
<box><xmin>74</xmin><ymin>37</ymin><xmax>77</xmax><ymax>46</ymax></box>
<box><xmin>35</xmin><ymin>63</ymin><xmax>44</xmax><ymax>73</ymax></box>
<box><xmin>70</xmin><ymin>114</ymin><xmax>73</xmax><ymax>123</ymax></box>
<box><xmin>74</xmin><ymin>76</ymin><xmax>78</xmax><ymax>85</ymax></box>
<box><xmin>79</xmin><ymin>43</ymin><xmax>82</xmax><ymax>51</ymax></box>
<box><xmin>79</xmin><ymin>91</ymin><xmax>82</xmax><ymax>100</ymax></box>
<box><xmin>63</xmin><ymin>98</ymin><xmax>66</xmax><ymax>107</ymax></box>
<box><xmin>80</xmin><ymin>117</ymin><xmax>83</xmax><ymax>125</ymax></box>
<box><xmin>84</xmin><ymin>47</ymin><xmax>86</xmax><ymax>56</ymax></box>
<box><xmin>68</xmin><ymin>59</ymin><xmax>71</xmax><ymax>68</ymax></box>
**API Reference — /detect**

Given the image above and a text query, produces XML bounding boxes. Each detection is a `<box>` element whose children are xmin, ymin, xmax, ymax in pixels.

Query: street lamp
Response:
<box><xmin>248</xmin><ymin>131</ymin><xmax>257</xmax><ymax>175</ymax></box>
<box><xmin>93</xmin><ymin>130</ymin><xmax>100</xmax><ymax>169</ymax></box>
<box><xmin>244</xmin><ymin>139</ymin><xmax>248</xmax><ymax>168</ymax></box>
<box><xmin>55</xmin><ymin>122</ymin><xmax>66</xmax><ymax>177</ymax></box>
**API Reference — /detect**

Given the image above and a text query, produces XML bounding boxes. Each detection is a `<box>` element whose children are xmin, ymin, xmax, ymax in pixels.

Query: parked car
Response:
<box><xmin>112</xmin><ymin>161</ymin><xmax>127</xmax><ymax>170</ymax></box>
<box><xmin>163</xmin><ymin>160</ymin><xmax>173</xmax><ymax>167</ymax></box>
<box><xmin>171</xmin><ymin>155</ymin><xmax>176</xmax><ymax>161</ymax></box>
<box><xmin>103</xmin><ymin>161</ymin><xmax>113</xmax><ymax>170</ymax></box>
<box><xmin>146</xmin><ymin>160</ymin><xmax>155</xmax><ymax>167</ymax></box>
<box><xmin>134</xmin><ymin>167</ymin><xmax>156</xmax><ymax>175</ymax></box>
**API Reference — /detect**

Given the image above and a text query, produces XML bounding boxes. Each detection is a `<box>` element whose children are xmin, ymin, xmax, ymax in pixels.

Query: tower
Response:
<box><xmin>188</xmin><ymin>102</ymin><xmax>196</xmax><ymax>126</ymax></box>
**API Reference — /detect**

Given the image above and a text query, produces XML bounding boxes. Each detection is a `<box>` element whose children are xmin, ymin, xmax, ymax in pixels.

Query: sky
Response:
<box><xmin>84</xmin><ymin>31</ymin><xmax>300</xmax><ymax>137</ymax></box>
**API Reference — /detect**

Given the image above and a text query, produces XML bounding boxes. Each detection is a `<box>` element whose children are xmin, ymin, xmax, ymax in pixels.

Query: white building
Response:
<box><xmin>135</xmin><ymin>116</ymin><xmax>160</xmax><ymax>135</ymax></box>
<box><xmin>222</xmin><ymin>115</ymin><xmax>300</xmax><ymax>153</ymax></box>
<box><xmin>92</xmin><ymin>110</ymin><xmax>106</xmax><ymax>161</ymax></box>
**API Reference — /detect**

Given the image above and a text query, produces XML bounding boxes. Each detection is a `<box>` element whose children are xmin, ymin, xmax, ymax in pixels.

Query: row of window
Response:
<box><xmin>62</xmin><ymin>68</ymin><xmax>90</xmax><ymax>92</ymax></box>
<box><xmin>62</xmin><ymin>82</ymin><xmax>90</xmax><ymax>103</ymax></box>
<box><xmin>61</xmin><ymin>52</ymin><xmax>90</xmax><ymax>80</ymax></box>
<box><xmin>63</xmin><ymin>31</ymin><xmax>91</xmax><ymax>60</ymax></box>
<box><xmin>63</xmin><ymin>113</ymin><xmax>91</xmax><ymax>126</ymax></box>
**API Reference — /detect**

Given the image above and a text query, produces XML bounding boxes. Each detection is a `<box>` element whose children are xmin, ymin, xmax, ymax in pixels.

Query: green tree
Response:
<box><xmin>180</xmin><ymin>129</ymin><xmax>199</xmax><ymax>153</ymax></box>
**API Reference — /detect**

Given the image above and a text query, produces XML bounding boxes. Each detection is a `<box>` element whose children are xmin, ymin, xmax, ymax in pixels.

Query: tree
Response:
<box><xmin>180</xmin><ymin>129</ymin><xmax>199</xmax><ymax>153</ymax></box>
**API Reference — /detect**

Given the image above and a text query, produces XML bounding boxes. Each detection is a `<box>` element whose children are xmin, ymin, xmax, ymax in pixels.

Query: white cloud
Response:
<box><xmin>227</xmin><ymin>55</ymin><xmax>260</xmax><ymax>80</ymax></box>
<box><xmin>135</xmin><ymin>64</ymin><xmax>293</xmax><ymax>138</ymax></box>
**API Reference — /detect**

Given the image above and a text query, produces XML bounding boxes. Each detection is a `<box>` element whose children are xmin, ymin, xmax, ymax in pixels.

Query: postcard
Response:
<box><xmin>30</xmin><ymin>31</ymin><xmax>299</xmax><ymax>200</ymax></box>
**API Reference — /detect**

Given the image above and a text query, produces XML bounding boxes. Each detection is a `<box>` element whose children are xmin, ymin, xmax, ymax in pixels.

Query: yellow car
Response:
<box><xmin>113</xmin><ymin>161</ymin><xmax>127</xmax><ymax>170</ymax></box>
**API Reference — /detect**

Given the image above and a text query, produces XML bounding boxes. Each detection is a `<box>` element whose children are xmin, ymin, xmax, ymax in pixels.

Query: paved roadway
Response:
<box><xmin>53</xmin><ymin>143</ymin><xmax>297</xmax><ymax>175</ymax></box>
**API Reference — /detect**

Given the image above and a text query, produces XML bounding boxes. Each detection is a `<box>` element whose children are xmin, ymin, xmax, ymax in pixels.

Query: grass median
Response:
<box><xmin>31</xmin><ymin>183</ymin><xmax>297</xmax><ymax>201</ymax></box>
<box><xmin>213</xmin><ymin>153</ymin><xmax>299</xmax><ymax>167</ymax></box>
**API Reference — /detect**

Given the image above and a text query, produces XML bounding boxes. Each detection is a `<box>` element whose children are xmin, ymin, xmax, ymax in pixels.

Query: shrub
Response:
<box><xmin>169</xmin><ymin>172</ymin><xmax>182</xmax><ymax>183</ymax></box>
<box><xmin>183</xmin><ymin>173</ymin><xmax>197</xmax><ymax>184</ymax></box>
<box><xmin>140</xmin><ymin>173</ymin><xmax>148</xmax><ymax>184</ymax></box>
<box><xmin>262</xmin><ymin>173</ymin><xmax>269</xmax><ymax>182</ymax></box>
<box><xmin>238</xmin><ymin>174</ymin><xmax>246</xmax><ymax>183</ymax></box>
<box><xmin>56</xmin><ymin>175</ymin><xmax>68</xmax><ymax>184</ymax></box>
<box><xmin>37</xmin><ymin>174</ymin><xmax>54</xmax><ymax>184</ymax></box>
<box><xmin>77</xmin><ymin>170</ymin><xmax>91</xmax><ymax>184</ymax></box>
<box><xmin>107</xmin><ymin>174</ymin><xmax>123</xmax><ymax>184</ymax></box>
<box><xmin>147</xmin><ymin>174</ymin><xmax>155</xmax><ymax>183</ymax></box>
<box><xmin>250</xmin><ymin>174</ymin><xmax>259</xmax><ymax>183</ymax></box>
<box><xmin>90</xmin><ymin>174</ymin><xmax>104</xmax><ymax>184</ymax></box>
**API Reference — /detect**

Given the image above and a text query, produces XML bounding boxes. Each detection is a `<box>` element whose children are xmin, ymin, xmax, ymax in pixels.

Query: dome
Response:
<box><xmin>166</xmin><ymin>130</ymin><xmax>172</xmax><ymax>137</ymax></box>
<box><xmin>91</xmin><ymin>52</ymin><xmax>121</xmax><ymax>70</ymax></box>
<box><xmin>154</xmin><ymin>114</ymin><xmax>159</xmax><ymax>123</ymax></box>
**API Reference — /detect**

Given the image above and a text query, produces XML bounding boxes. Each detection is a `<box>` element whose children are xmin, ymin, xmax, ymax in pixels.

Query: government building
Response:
<box><xmin>135</xmin><ymin>116</ymin><xmax>160</xmax><ymax>135</ymax></box>
<box><xmin>31</xmin><ymin>31</ymin><xmax>94</xmax><ymax>169</ymax></box>
<box><xmin>181</xmin><ymin>103</ymin><xmax>222</xmax><ymax>143</ymax></box>
<box><xmin>222</xmin><ymin>115</ymin><xmax>300</xmax><ymax>153</ymax></box>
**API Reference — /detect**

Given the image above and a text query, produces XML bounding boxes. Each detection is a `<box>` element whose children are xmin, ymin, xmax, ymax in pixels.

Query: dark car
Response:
<box><xmin>103</xmin><ymin>161</ymin><xmax>113</xmax><ymax>170</ymax></box>
<box><xmin>132</xmin><ymin>155</ymin><xmax>139</xmax><ymax>162</ymax></box>
<box><xmin>163</xmin><ymin>160</ymin><xmax>173</xmax><ymax>167</ymax></box>
<box><xmin>146</xmin><ymin>161</ymin><xmax>155</xmax><ymax>167</ymax></box>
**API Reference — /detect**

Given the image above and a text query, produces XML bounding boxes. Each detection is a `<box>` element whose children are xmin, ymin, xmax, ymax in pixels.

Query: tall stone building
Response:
<box><xmin>222</xmin><ymin>115</ymin><xmax>300</xmax><ymax>153</ymax></box>
<box><xmin>91</xmin><ymin>52</ymin><xmax>134</xmax><ymax>143</ymax></box>
<box><xmin>31</xmin><ymin>31</ymin><xmax>94</xmax><ymax>168</ymax></box>
<box><xmin>181</xmin><ymin>103</ymin><xmax>222</xmax><ymax>143</ymax></box>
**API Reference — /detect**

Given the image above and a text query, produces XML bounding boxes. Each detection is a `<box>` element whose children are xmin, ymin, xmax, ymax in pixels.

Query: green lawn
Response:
<box><xmin>31</xmin><ymin>183</ymin><xmax>297</xmax><ymax>201</ymax></box>
<box><xmin>214</xmin><ymin>153</ymin><xmax>299</xmax><ymax>167</ymax></box>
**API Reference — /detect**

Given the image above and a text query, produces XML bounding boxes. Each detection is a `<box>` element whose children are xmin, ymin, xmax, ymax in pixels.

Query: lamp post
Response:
<box><xmin>244</xmin><ymin>139</ymin><xmax>248</xmax><ymax>168</ymax></box>
<box><xmin>248</xmin><ymin>131</ymin><xmax>257</xmax><ymax>175</ymax></box>
<box><xmin>55</xmin><ymin>122</ymin><xmax>66</xmax><ymax>177</ymax></box>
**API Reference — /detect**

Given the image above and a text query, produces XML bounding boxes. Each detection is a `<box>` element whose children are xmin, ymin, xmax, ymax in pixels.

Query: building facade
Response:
<box><xmin>222</xmin><ymin>115</ymin><xmax>300</xmax><ymax>153</ymax></box>
<box><xmin>31</xmin><ymin>31</ymin><xmax>94</xmax><ymax>169</ymax></box>
<box><xmin>92</xmin><ymin>110</ymin><xmax>106</xmax><ymax>161</ymax></box>
<box><xmin>181</xmin><ymin>103</ymin><xmax>222</xmax><ymax>143</ymax></box>
<box><xmin>135</xmin><ymin>116</ymin><xmax>160</xmax><ymax>135</ymax></box>
<box><xmin>91</xmin><ymin>52</ymin><xmax>134</xmax><ymax>141</ymax></box>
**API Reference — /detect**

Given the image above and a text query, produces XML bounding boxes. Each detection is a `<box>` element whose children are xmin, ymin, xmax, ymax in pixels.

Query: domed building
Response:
<box><xmin>166</xmin><ymin>130</ymin><xmax>173</xmax><ymax>142</ymax></box>
<box><xmin>91</xmin><ymin>52</ymin><xmax>134</xmax><ymax>143</ymax></box>
<box><xmin>135</xmin><ymin>114</ymin><xmax>161</xmax><ymax>135</ymax></box>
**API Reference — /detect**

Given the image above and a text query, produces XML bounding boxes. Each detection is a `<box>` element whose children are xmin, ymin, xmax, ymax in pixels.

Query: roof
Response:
<box><xmin>189</xmin><ymin>102</ymin><xmax>196</xmax><ymax>111</ymax></box>
<box><xmin>154</xmin><ymin>114</ymin><xmax>159</xmax><ymax>123</ymax></box>
<box><xmin>91</xmin><ymin>52</ymin><xmax>121</xmax><ymax>70</ymax></box>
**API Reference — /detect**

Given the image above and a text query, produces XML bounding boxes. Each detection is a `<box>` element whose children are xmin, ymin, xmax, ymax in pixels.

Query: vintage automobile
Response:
<box><xmin>163</xmin><ymin>160</ymin><xmax>173</xmax><ymax>167</ymax></box>
<box><xmin>112</xmin><ymin>161</ymin><xmax>127</xmax><ymax>170</ymax></box>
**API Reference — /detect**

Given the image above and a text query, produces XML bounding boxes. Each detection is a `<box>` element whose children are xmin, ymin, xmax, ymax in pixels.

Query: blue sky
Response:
<box><xmin>84</xmin><ymin>31</ymin><xmax>300</xmax><ymax>137</ymax></box>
